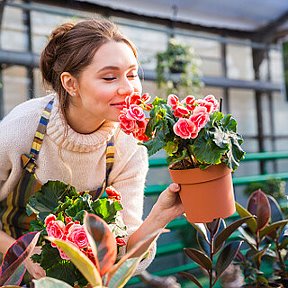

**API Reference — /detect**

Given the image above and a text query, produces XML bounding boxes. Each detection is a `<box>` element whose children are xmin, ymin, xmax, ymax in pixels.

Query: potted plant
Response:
<box><xmin>119</xmin><ymin>93</ymin><xmax>245</xmax><ymax>223</ymax></box>
<box><xmin>179</xmin><ymin>216</ymin><xmax>253</xmax><ymax>287</ymax></box>
<box><xmin>156</xmin><ymin>38</ymin><xmax>203</xmax><ymax>97</ymax></box>
<box><xmin>235</xmin><ymin>189</ymin><xmax>288</xmax><ymax>287</ymax></box>
<box><xmin>0</xmin><ymin>213</ymin><xmax>161</xmax><ymax>288</ymax></box>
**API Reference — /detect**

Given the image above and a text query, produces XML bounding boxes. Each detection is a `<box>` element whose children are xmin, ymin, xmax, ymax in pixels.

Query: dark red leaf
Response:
<box><xmin>84</xmin><ymin>213</ymin><xmax>117</xmax><ymax>276</ymax></box>
<box><xmin>0</xmin><ymin>231</ymin><xmax>40</xmax><ymax>285</ymax></box>
<box><xmin>247</xmin><ymin>189</ymin><xmax>271</xmax><ymax>231</ymax></box>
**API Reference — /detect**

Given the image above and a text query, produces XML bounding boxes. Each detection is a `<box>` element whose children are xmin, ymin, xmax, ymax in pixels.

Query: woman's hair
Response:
<box><xmin>40</xmin><ymin>18</ymin><xmax>138</xmax><ymax>112</ymax></box>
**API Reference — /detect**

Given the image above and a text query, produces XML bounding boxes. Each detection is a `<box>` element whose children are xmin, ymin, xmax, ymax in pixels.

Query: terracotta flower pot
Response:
<box><xmin>169</xmin><ymin>163</ymin><xmax>235</xmax><ymax>223</ymax></box>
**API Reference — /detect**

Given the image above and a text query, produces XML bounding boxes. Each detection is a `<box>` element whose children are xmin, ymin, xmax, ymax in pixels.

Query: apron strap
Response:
<box><xmin>90</xmin><ymin>137</ymin><xmax>115</xmax><ymax>200</ymax></box>
<box><xmin>22</xmin><ymin>98</ymin><xmax>54</xmax><ymax>173</ymax></box>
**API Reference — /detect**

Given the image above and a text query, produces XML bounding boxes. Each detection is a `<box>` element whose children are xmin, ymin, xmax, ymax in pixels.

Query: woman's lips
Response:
<box><xmin>111</xmin><ymin>102</ymin><xmax>126</xmax><ymax>110</ymax></box>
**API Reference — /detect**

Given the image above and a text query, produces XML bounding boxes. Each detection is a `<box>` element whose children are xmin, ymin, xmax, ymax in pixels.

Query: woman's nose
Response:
<box><xmin>117</xmin><ymin>79</ymin><xmax>134</xmax><ymax>96</ymax></box>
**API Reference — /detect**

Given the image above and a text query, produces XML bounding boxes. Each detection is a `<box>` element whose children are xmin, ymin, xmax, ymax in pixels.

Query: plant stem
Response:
<box><xmin>186</xmin><ymin>142</ymin><xmax>195</xmax><ymax>168</ymax></box>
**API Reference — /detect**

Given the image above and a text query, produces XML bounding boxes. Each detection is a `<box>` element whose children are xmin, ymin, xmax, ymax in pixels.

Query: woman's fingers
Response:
<box><xmin>168</xmin><ymin>183</ymin><xmax>180</xmax><ymax>193</ymax></box>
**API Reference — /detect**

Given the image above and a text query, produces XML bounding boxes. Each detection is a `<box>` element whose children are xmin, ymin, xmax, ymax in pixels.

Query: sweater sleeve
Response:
<box><xmin>109</xmin><ymin>132</ymin><xmax>156</xmax><ymax>274</ymax></box>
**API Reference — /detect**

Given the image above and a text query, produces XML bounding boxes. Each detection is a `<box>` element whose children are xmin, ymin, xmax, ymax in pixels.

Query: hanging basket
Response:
<box><xmin>169</xmin><ymin>163</ymin><xmax>235</xmax><ymax>223</ymax></box>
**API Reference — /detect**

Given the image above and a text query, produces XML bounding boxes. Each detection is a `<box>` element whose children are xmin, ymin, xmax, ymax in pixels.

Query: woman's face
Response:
<box><xmin>68</xmin><ymin>41</ymin><xmax>142</xmax><ymax>133</ymax></box>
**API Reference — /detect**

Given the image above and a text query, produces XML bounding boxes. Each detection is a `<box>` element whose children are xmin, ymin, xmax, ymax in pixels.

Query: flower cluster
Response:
<box><xmin>27</xmin><ymin>181</ymin><xmax>128</xmax><ymax>285</ymax></box>
<box><xmin>119</xmin><ymin>93</ymin><xmax>151</xmax><ymax>141</ymax></box>
<box><xmin>168</xmin><ymin>94</ymin><xmax>219</xmax><ymax>139</ymax></box>
<box><xmin>118</xmin><ymin>92</ymin><xmax>245</xmax><ymax>171</ymax></box>
<box><xmin>44</xmin><ymin>214</ymin><xmax>94</xmax><ymax>262</ymax></box>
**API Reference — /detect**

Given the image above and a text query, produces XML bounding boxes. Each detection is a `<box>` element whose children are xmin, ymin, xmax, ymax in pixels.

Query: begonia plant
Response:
<box><xmin>119</xmin><ymin>93</ymin><xmax>245</xmax><ymax>171</ymax></box>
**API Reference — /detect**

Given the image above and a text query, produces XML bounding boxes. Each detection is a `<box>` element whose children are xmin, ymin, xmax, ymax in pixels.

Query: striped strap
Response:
<box><xmin>91</xmin><ymin>138</ymin><xmax>115</xmax><ymax>200</ymax></box>
<box><xmin>22</xmin><ymin>99</ymin><xmax>54</xmax><ymax>173</ymax></box>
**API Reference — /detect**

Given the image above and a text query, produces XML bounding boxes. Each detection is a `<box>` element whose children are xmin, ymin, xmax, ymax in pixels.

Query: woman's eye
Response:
<box><xmin>127</xmin><ymin>74</ymin><xmax>139</xmax><ymax>79</ymax></box>
<box><xmin>103</xmin><ymin>77</ymin><xmax>116</xmax><ymax>81</ymax></box>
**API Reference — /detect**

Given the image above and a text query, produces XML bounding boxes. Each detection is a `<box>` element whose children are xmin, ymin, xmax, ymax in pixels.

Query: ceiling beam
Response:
<box><xmin>253</xmin><ymin>10</ymin><xmax>288</xmax><ymax>43</ymax></box>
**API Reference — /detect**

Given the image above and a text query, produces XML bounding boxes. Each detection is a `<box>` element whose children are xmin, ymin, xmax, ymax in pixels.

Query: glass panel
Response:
<box><xmin>1</xmin><ymin>7</ymin><xmax>26</xmax><ymax>51</ymax></box>
<box><xmin>3</xmin><ymin>66</ymin><xmax>28</xmax><ymax>115</ymax></box>
<box><xmin>227</xmin><ymin>44</ymin><xmax>254</xmax><ymax>81</ymax></box>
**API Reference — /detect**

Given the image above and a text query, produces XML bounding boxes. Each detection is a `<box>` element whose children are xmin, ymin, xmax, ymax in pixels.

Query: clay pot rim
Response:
<box><xmin>169</xmin><ymin>163</ymin><xmax>232</xmax><ymax>185</ymax></box>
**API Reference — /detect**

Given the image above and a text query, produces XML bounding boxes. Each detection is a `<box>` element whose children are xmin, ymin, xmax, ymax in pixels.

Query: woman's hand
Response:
<box><xmin>24</xmin><ymin>246</ymin><xmax>46</xmax><ymax>279</ymax></box>
<box><xmin>152</xmin><ymin>183</ymin><xmax>184</xmax><ymax>224</ymax></box>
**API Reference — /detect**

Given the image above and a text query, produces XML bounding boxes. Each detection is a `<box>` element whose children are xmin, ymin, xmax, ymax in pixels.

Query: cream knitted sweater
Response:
<box><xmin>0</xmin><ymin>94</ymin><xmax>155</xmax><ymax>273</ymax></box>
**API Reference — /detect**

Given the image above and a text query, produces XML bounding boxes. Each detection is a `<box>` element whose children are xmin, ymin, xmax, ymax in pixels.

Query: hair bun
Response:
<box><xmin>40</xmin><ymin>23</ymin><xmax>75</xmax><ymax>85</ymax></box>
<box><xmin>50</xmin><ymin>23</ymin><xmax>75</xmax><ymax>41</ymax></box>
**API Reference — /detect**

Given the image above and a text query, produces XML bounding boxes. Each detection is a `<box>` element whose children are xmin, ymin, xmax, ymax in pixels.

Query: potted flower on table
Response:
<box><xmin>119</xmin><ymin>93</ymin><xmax>245</xmax><ymax>223</ymax></box>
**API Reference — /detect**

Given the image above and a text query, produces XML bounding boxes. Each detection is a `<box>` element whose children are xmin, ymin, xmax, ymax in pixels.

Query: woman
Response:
<box><xmin>0</xmin><ymin>18</ymin><xmax>184</xmax><ymax>279</ymax></box>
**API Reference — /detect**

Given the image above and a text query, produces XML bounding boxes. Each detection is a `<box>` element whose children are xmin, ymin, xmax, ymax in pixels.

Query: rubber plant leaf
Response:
<box><xmin>108</xmin><ymin>258</ymin><xmax>142</xmax><ymax>288</ymax></box>
<box><xmin>0</xmin><ymin>231</ymin><xmax>40</xmax><ymax>286</ymax></box>
<box><xmin>247</xmin><ymin>189</ymin><xmax>271</xmax><ymax>231</ymax></box>
<box><xmin>84</xmin><ymin>213</ymin><xmax>117</xmax><ymax>276</ymax></box>
<box><xmin>46</xmin><ymin>237</ymin><xmax>102</xmax><ymax>287</ymax></box>
<box><xmin>215</xmin><ymin>240</ymin><xmax>243</xmax><ymax>282</ymax></box>
<box><xmin>214</xmin><ymin>216</ymin><xmax>253</xmax><ymax>253</ymax></box>
<box><xmin>179</xmin><ymin>271</ymin><xmax>202</xmax><ymax>288</ymax></box>
<box><xmin>235</xmin><ymin>202</ymin><xmax>257</xmax><ymax>233</ymax></box>
<box><xmin>107</xmin><ymin>228</ymin><xmax>163</xmax><ymax>285</ymax></box>
<box><xmin>183</xmin><ymin>248</ymin><xmax>212</xmax><ymax>271</ymax></box>
<box><xmin>33</xmin><ymin>277</ymin><xmax>74</xmax><ymax>288</ymax></box>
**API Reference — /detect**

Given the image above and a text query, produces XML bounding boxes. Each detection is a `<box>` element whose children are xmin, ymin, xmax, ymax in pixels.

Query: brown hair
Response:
<box><xmin>40</xmin><ymin>18</ymin><xmax>138</xmax><ymax>113</ymax></box>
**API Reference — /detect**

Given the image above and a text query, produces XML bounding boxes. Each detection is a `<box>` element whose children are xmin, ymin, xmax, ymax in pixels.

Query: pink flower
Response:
<box><xmin>119</xmin><ymin>112</ymin><xmax>137</xmax><ymax>134</ymax></box>
<box><xmin>204</xmin><ymin>95</ymin><xmax>219</xmax><ymax>112</ymax></box>
<box><xmin>126</xmin><ymin>104</ymin><xmax>145</xmax><ymax>121</ymax></box>
<box><xmin>44</xmin><ymin>214</ymin><xmax>56</xmax><ymax>226</ymax></box>
<box><xmin>174</xmin><ymin>106</ymin><xmax>190</xmax><ymax>118</ymax></box>
<box><xmin>125</xmin><ymin>94</ymin><xmax>141</xmax><ymax>107</ymax></box>
<box><xmin>173</xmin><ymin>118</ymin><xmax>198</xmax><ymax>139</ymax></box>
<box><xmin>167</xmin><ymin>94</ymin><xmax>179</xmax><ymax>110</ymax></box>
<box><xmin>46</xmin><ymin>219</ymin><xmax>65</xmax><ymax>248</ymax></box>
<box><xmin>183</xmin><ymin>95</ymin><xmax>196</xmax><ymax>111</ymax></box>
<box><xmin>67</xmin><ymin>223</ymin><xmax>89</xmax><ymax>249</ymax></box>
<box><xmin>190</xmin><ymin>106</ymin><xmax>210</xmax><ymax>129</ymax></box>
<box><xmin>141</xmin><ymin>93</ymin><xmax>151</xmax><ymax>102</ymax></box>
<box><xmin>196</xmin><ymin>99</ymin><xmax>213</xmax><ymax>114</ymax></box>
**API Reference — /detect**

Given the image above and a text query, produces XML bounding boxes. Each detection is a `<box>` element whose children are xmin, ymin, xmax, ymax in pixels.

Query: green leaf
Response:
<box><xmin>84</xmin><ymin>213</ymin><xmax>117</xmax><ymax>276</ymax></box>
<box><xmin>235</xmin><ymin>202</ymin><xmax>257</xmax><ymax>233</ymax></box>
<box><xmin>108</xmin><ymin>258</ymin><xmax>141</xmax><ymax>288</ymax></box>
<box><xmin>238</xmin><ymin>227</ymin><xmax>257</xmax><ymax>247</ymax></box>
<box><xmin>247</xmin><ymin>189</ymin><xmax>271</xmax><ymax>231</ymax></box>
<box><xmin>45</xmin><ymin>260</ymin><xmax>87</xmax><ymax>287</ymax></box>
<box><xmin>192</xmin><ymin>130</ymin><xmax>226</xmax><ymax>165</ymax></box>
<box><xmin>214</xmin><ymin>216</ymin><xmax>254</xmax><ymax>253</ymax></box>
<box><xmin>183</xmin><ymin>248</ymin><xmax>212</xmax><ymax>271</ymax></box>
<box><xmin>178</xmin><ymin>272</ymin><xmax>202</xmax><ymax>288</ymax></box>
<box><xmin>259</xmin><ymin>220</ymin><xmax>288</xmax><ymax>239</ymax></box>
<box><xmin>26</xmin><ymin>181</ymin><xmax>77</xmax><ymax>221</ymax></box>
<box><xmin>215</xmin><ymin>241</ymin><xmax>243</xmax><ymax>281</ymax></box>
<box><xmin>191</xmin><ymin>223</ymin><xmax>210</xmax><ymax>243</ymax></box>
<box><xmin>164</xmin><ymin>141</ymin><xmax>178</xmax><ymax>155</ymax></box>
<box><xmin>47</xmin><ymin>237</ymin><xmax>102</xmax><ymax>287</ymax></box>
<box><xmin>91</xmin><ymin>198</ymin><xmax>122</xmax><ymax>223</ymax></box>
<box><xmin>33</xmin><ymin>277</ymin><xmax>74</xmax><ymax>288</ymax></box>
<box><xmin>267</xmin><ymin>195</ymin><xmax>283</xmax><ymax>222</ymax></box>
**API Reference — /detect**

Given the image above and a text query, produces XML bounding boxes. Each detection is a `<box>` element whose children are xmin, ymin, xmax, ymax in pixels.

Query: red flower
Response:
<box><xmin>106</xmin><ymin>186</ymin><xmax>121</xmax><ymax>201</ymax></box>
<box><xmin>116</xmin><ymin>237</ymin><xmax>126</xmax><ymax>246</ymax></box>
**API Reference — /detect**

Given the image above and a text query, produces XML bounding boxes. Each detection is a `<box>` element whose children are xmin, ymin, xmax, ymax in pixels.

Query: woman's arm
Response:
<box><xmin>126</xmin><ymin>183</ymin><xmax>184</xmax><ymax>256</ymax></box>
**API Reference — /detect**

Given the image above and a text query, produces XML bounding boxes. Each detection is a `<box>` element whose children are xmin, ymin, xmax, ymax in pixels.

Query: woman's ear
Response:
<box><xmin>60</xmin><ymin>72</ymin><xmax>78</xmax><ymax>96</ymax></box>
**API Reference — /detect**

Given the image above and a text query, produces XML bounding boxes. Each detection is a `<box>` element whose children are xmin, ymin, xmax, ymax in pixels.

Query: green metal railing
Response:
<box><xmin>128</xmin><ymin>151</ymin><xmax>288</xmax><ymax>286</ymax></box>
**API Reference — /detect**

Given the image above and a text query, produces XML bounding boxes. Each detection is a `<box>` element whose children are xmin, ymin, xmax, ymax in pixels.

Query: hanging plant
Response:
<box><xmin>156</xmin><ymin>38</ymin><xmax>203</xmax><ymax>97</ymax></box>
